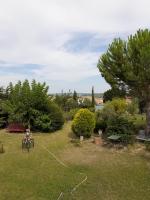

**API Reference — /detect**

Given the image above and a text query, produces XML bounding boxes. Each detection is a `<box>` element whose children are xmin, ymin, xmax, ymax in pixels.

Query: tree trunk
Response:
<box><xmin>145</xmin><ymin>101</ymin><xmax>150</xmax><ymax>136</ymax></box>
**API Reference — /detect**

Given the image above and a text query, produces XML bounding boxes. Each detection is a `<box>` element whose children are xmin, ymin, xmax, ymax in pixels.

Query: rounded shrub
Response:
<box><xmin>106</xmin><ymin>115</ymin><xmax>134</xmax><ymax>144</ymax></box>
<box><xmin>48</xmin><ymin>103</ymin><xmax>65</xmax><ymax>132</ymax></box>
<box><xmin>72</xmin><ymin>108</ymin><xmax>95</xmax><ymax>138</ymax></box>
<box><xmin>33</xmin><ymin>102</ymin><xmax>64</xmax><ymax>132</ymax></box>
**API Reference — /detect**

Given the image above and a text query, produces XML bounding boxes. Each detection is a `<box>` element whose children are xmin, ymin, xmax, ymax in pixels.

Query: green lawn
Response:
<box><xmin>0</xmin><ymin>123</ymin><xmax>150</xmax><ymax>200</ymax></box>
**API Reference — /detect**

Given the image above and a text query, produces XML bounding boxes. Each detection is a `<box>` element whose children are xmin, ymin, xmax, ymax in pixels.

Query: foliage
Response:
<box><xmin>33</xmin><ymin>114</ymin><xmax>51</xmax><ymax>132</ymax></box>
<box><xmin>32</xmin><ymin>101</ymin><xmax>64</xmax><ymax>132</ymax></box>
<box><xmin>72</xmin><ymin>108</ymin><xmax>95</xmax><ymax>137</ymax></box>
<box><xmin>106</xmin><ymin>115</ymin><xmax>134</xmax><ymax>144</ymax></box>
<box><xmin>54</xmin><ymin>92</ymin><xmax>78</xmax><ymax>111</ymax></box>
<box><xmin>64</xmin><ymin>108</ymin><xmax>80</xmax><ymax>121</ymax></box>
<box><xmin>94</xmin><ymin>118</ymin><xmax>107</xmax><ymax>134</ymax></box>
<box><xmin>94</xmin><ymin>98</ymin><xmax>139</xmax><ymax>143</ymax></box>
<box><xmin>47</xmin><ymin>103</ymin><xmax>64</xmax><ymax>131</ymax></box>
<box><xmin>103</xmin><ymin>88</ymin><xmax>126</xmax><ymax>102</ymax></box>
<box><xmin>127</xmin><ymin>114</ymin><xmax>146</xmax><ymax>132</ymax></box>
<box><xmin>73</xmin><ymin>90</ymin><xmax>78</xmax><ymax>101</ymax></box>
<box><xmin>0</xmin><ymin>101</ymin><xmax>8</xmax><ymax>128</ymax></box>
<box><xmin>127</xmin><ymin>99</ymin><xmax>139</xmax><ymax>115</ymax></box>
<box><xmin>79</xmin><ymin>98</ymin><xmax>92</xmax><ymax>108</ymax></box>
<box><xmin>100</xmin><ymin>99</ymin><xmax>127</xmax><ymax>120</ymax></box>
<box><xmin>0</xmin><ymin>87</ymin><xmax>8</xmax><ymax>100</ymax></box>
<box><xmin>2</xmin><ymin>80</ymin><xmax>64</xmax><ymax>132</ymax></box>
<box><xmin>97</xmin><ymin>29</ymin><xmax>150</xmax><ymax>134</ymax></box>
<box><xmin>65</xmin><ymin>98</ymin><xmax>78</xmax><ymax>111</ymax></box>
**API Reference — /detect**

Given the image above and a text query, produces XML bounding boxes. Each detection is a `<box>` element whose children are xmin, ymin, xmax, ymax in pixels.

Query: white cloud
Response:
<box><xmin>0</xmin><ymin>0</ymin><xmax>150</xmax><ymax>91</ymax></box>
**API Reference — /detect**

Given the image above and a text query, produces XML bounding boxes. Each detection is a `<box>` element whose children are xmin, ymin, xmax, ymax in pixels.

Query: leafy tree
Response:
<box><xmin>107</xmin><ymin>115</ymin><xmax>134</xmax><ymax>144</ymax></box>
<box><xmin>94</xmin><ymin>98</ymin><xmax>128</xmax><ymax>134</ymax></box>
<box><xmin>65</xmin><ymin>98</ymin><xmax>78</xmax><ymax>111</ymax></box>
<box><xmin>98</xmin><ymin>29</ymin><xmax>150</xmax><ymax>135</ymax></box>
<box><xmin>0</xmin><ymin>87</ymin><xmax>8</xmax><ymax>100</ymax></box>
<box><xmin>0</xmin><ymin>101</ymin><xmax>8</xmax><ymax>128</ymax></box>
<box><xmin>3</xmin><ymin>80</ymin><xmax>64</xmax><ymax>132</ymax></box>
<box><xmin>33</xmin><ymin>103</ymin><xmax>64</xmax><ymax>132</ymax></box>
<box><xmin>103</xmin><ymin>88</ymin><xmax>126</xmax><ymax>102</ymax></box>
<box><xmin>54</xmin><ymin>93</ymin><xmax>72</xmax><ymax>111</ymax></box>
<box><xmin>79</xmin><ymin>98</ymin><xmax>92</xmax><ymax>108</ymax></box>
<box><xmin>127</xmin><ymin>98</ymin><xmax>139</xmax><ymax>115</ymax></box>
<box><xmin>73</xmin><ymin>90</ymin><xmax>78</xmax><ymax>101</ymax></box>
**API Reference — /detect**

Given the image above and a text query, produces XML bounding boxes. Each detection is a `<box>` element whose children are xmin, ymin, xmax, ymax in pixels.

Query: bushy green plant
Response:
<box><xmin>107</xmin><ymin>115</ymin><xmax>134</xmax><ymax>144</ymax></box>
<box><xmin>127</xmin><ymin>114</ymin><xmax>146</xmax><ymax>133</ymax></box>
<box><xmin>33</xmin><ymin>114</ymin><xmax>51</xmax><ymax>132</ymax></box>
<box><xmin>107</xmin><ymin>98</ymin><xmax>127</xmax><ymax>114</ymax></box>
<box><xmin>48</xmin><ymin>103</ymin><xmax>64</xmax><ymax>132</ymax></box>
<box><xmin>65</xmin><ymin>108</ymin><xmax>80</xmax><ymax>121</ymax></box>
<box><xmin>0</xmin><ymin>101</ymin><xmax>8</xmax><ymax>128</ymax></box>
<box><xmin>127</xmin><ymin>99</ymin><xmax>139</xmax><ymax>115</ymax></box>
<box><xmin>79</xmin><ymin>98</ymin><xmax>92</xmax><ymax>108</ymax></box>
<box><xmin>2</xmin><ymin>80</ymin><xmax>65</xmax><ymax>132</ymax></box>
<box><xmin>94</xmin><ymin>110</ymin><xmax>107</xmax><ymax>133</ymax></box>
<box><xmin>72</xmin><ymin>109</ymin><xmax>95</xmax><ymax>138</ymax></box>
<box><xmin>94</xmin><ymin>119</ymin><xmax>107</xmax><ymax>133</ymax></box>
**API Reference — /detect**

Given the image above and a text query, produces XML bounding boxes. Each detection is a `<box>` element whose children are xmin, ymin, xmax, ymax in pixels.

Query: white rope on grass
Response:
<box><xmin>56</xmin><ymin>192</ymin><xmax>64</xmax><ymax>200</ymax></box>
<box><xmin>39</xmin><ymin>144</ymin><xmax>68</xmax><ymax>168</ymax></box>
<box><xmin>37</xmin><ymin>142</ymin><xmax>88</xmax><ymax>200</ymax></box>
<box><xmin>70</xmin><ymin>174</ymin><xmax>87</xmax><ymax>195</ymax></box>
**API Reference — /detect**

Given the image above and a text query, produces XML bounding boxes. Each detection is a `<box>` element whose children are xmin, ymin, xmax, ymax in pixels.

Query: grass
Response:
<box><xmin>0</xmin><ymin>122</ymin><xmax>150</xmax><ymax>200</ymax></box>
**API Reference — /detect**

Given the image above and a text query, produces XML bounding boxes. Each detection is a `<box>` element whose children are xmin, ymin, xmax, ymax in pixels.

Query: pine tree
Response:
<box><xmin>97</xmin><ymin>29</ymin><xmax>150</xmax><ymax>135</ymax></box>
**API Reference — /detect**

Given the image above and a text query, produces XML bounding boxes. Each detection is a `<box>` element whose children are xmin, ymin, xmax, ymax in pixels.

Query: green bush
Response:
<box><xmin>33</xmin><ymin>102</ymin><xmax>64</xmax><ymax>132</ymax></box>
<box><xmin>33</xmin><ymin>114</ymin><xmax>51</xmax><ymax>132</ymax></box>
<box><xmin>106</xmin><ymin>98</ymin><xmax>127</xmax><ymax>114</ymax></box>
<box><xmin>48</xmin><ymin>103</ymin><xmax>65</xmax><ymax>132</ymax></box>
<box><xmin>94</xmin><ymin>119</ymin><xmax>107</xmax><ymax>133</ymax></box>
<box><xmin>64</xmin><ymin>108</ymin><xmax>80</xmax><ymax>121</ymax></box>
<box><xmin>72</xmin><ymin>108</ymin><xmax>95</xmax><ymax>138</ymax></box>
<box><xmin>127</xmin><ymin>99</ymin><xmax>139</xmax><ymax>115</ymax></box>
<box><xmin>127</xmin><ymin>114</ymin><xmax>146</xmax><ymax>133</ymax></box>
<box><xmin>107</xmin><ymin>115</ymin><xmax>134</xmax><ymax>144</ymax></box>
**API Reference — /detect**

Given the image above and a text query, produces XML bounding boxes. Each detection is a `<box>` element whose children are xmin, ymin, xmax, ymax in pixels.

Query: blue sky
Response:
<box><xmin>0</xmin><ymin>0</ymin><xmax>150</xmax><ymax>93</ymax></box>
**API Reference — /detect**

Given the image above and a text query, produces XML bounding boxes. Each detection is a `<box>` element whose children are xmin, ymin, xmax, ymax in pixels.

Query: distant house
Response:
<box><xmin>95</xmin><ymin>98</ymin><xmax>103</xmax><ymax>105</ymax></box>
<box><xmin>78</xmin><ymin>96</ymin><xmax>104</xmax><ymax>105</ymax></box>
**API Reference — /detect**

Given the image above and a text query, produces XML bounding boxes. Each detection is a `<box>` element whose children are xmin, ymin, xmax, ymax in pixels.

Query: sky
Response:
<box><xmin>0</xmin><ymin>0</ymin><xmax>150</xmax><ymax>93</ymax></box>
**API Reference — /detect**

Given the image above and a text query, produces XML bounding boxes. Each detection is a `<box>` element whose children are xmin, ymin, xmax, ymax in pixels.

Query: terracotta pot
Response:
<box><xmin>94</xmin><ymin>136</ymin><xmax>102</xmax><ymax>145</ymax></box>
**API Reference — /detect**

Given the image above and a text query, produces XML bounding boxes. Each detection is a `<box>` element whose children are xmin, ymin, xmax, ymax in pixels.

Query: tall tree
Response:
<box><xmin>103</xmin><ymin>88</ymin><xmax>126</xmax><ymax>102</ymax></box>
<box><xmin>97</xmin><ymin>29</ymin><xmax>150</xmax><ymax>135</ymax></box>
<box><xmin>73</xmin><ymin>90</ymin><xmax>78</xmax><ymax>101</ymax></box>
<box><xmin>3</xmin><ymin>80</ymin><xmax>64</xmax><ymax>132</ymax></box>
<box><xmin>91</xmin><ymin>86</ymin><xmax>95</xmax><ymax>107</ymax></box>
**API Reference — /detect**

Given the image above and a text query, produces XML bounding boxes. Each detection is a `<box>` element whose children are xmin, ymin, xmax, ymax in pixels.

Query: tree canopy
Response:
<box><xmin>97</xmin><ymin>29</ymin><xmax>150</xmax><ymax>135</ymax></box>
<box><xmin>2</xmin><ymin>80</ymin><xmax>64</xmax><ymax>132</ymax></box>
